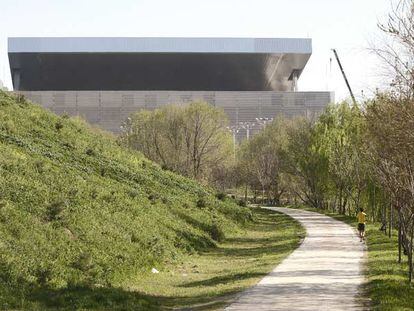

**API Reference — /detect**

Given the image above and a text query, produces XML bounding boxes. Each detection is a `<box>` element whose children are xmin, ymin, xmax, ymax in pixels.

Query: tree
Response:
<box><xmin>316</xmin><ymin>103</ymin><xmax>368</xmax><ymax>214</ymax></box>
<box><xmin>237</xmin><ymin>117</ymin><xmax>290</xmax><ymax>205</ymax></box>
<box><xmin>286</xmin><ymin>118</ymin><xmax>330</xmax><ymax>209</ymax></box>
<box><xmin>375</xmin><ymin>0</ymin><xmax>414</xmax><ymax>97</ymax></box>
<box><xmin>119</xmin><ymin>102</ymin><xmax>233</xmax><ymax>183</ymax></box>
<box><xmin>365</xmin><ymin>94</ymin><xmax>414</xmax><ymax>282</ymax></box>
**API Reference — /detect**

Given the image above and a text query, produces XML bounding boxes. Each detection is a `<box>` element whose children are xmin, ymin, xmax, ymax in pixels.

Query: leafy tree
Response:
<box><xmin>119</xmin><ymin>102</ymin><xmax>233</xmax><ymax>183</ymax></box>
<box><xmin>286</xmin><ymin>117</ymin><xmax>330</xmax><ymax>209</ymax></box>
<box><xmin>238</xmin><ymin>117</ymin><xmax>291</xmax><ymax>205</ymax></box>
<box><xmin>365</xmin><ymin>94</ymin><xmax>414</xmax><ymax>282</ymax></box>
<box><xmin>316</xmin><ymin>102</ymin><xmax>368</xmax><ymax>214</ymax></box>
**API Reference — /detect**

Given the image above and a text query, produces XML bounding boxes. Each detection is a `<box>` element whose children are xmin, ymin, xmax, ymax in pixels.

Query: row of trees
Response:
<box><xmin>119</xmin><ymin>97</ymin><xmax>414</xmax><ymax>282</ymax></box>
<box><xmin>233</xmin><ymin>0</ymin><xmax>414</xmax><ymax>282</ymax></box>
<box><xmin>235</xmin><ymin>96</ymin><xmax>414</xmax><ymax>282</ymax></box>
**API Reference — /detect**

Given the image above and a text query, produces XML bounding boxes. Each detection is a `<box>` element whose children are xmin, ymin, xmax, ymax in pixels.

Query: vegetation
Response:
<box><xmin>0</xmin><ymin>91</ymin><xmax>256</xmax><ymax>309</ymax></box>
<box><xmin>119</xmin><ymin>102</ymin><xmax>233</xmax><ymax>186</ymax></box>
<box><xmin>232</xmin><ymin>1</ymin><xmax>414</xmax><ymax>285</ymax></box>
<box><xmin>133</xmin><ymin>207</ymin><xmax>304</xmax><ymax>310</ymax></box>
<box><xmin>236</xmin><ymin>97</ymin><xmax>414</xmax><ymax>284</ymax></box>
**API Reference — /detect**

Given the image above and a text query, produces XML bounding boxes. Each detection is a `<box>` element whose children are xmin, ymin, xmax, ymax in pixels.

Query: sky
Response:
<box><xmin>0</xmin><ymin>0</ymin><xmax>393</xmax><ymax>101</ymax></box>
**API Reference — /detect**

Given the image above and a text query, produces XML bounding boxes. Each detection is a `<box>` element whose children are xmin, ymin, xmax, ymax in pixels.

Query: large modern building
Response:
<box><xmin>8</xmin><ymin>37</ymin><xmax>333</xmax><ymax>136</ymax></box>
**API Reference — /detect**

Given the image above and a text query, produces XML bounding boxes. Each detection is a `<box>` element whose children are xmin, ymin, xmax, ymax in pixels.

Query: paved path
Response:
<box><xmin>226</xmin><ymin>207</ymin><xmax>368</xmax><ymax>311</ymax></box>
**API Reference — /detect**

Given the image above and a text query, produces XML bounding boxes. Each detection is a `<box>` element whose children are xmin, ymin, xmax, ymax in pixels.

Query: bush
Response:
<box><xmin>209</xmin><ymin>223</ymin><xmax>225</xmax><ymax>242</ymax></box>
<box><xmin>215</xmin><ymin>192</ymin><xmax>227</xmax><ymax>201</ymax></box>
<box><xmin>45</xmin><ymin>200</ymin><xmax>66</xmax><ymax>221</ymax></box>
<box><xmin>55</xmin><ymin>120</ymin><xmax>64</xmax><ymax>131</ymax></box>
<box><xmin>196</xmin><ymin>197</ymin><xmax>207</xmax><ymax>208</ymax></box>
<box><xmin>85</xmin><ymin>148</ymin><xmax>95</xmax><ymax>156</ymax></box>
<box><xmin>237</xmin><ymin>199</ymin><xmax>247</xmax><ymax>207</ymax></box>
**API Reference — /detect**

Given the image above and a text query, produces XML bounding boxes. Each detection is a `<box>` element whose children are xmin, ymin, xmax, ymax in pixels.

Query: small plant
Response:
<box><xmin>237</xmin><ymin>199</ymin><xmax>247</xmax><ymax>207</ymax></box>
<box><xmin>215</xmin><ymin>192</ymin><xmax>227</xmax><ymax>201</ymax></box>
<box><xmin>34</xmin><ymin>160</ymin><xmax>45</xmax><ymax>174</ymax></box>
<box><xmin>196</xmin><ymin>197</ymin><xmax>207</xmax><ymax>208</ymax></box>
<box><xmin>68</xmin><ymin>188</ymin><xmax>78</xmax><ymax>198</ymax></box>
<box><xmin>85</xmin><ymin>148</ymin><xmax>95</xmax><ymax>156</ymax></box>
<box><xmin>35</xmin><ymin>268</ymin><xmax>52</xmax><ymax>286</ymax></box>
<box><xmin>90</xmin><ymin>189</ymin><xmax>98</xmax><ymax>199</ymax></box>
<box><xmin>128</xmin><ymin>189</ymin><xmax>139</xmax><ymax>199</ymax></box>
<box><xmin>55</xmin><ymin>120</ymin><xmax>64</xmax><ymax>131</ymax></box>
<box><xmin>16</xmin><ymin>94</ymin><xmax>26</xmax><ymax>104</ymax></box>
<box><xmin>62</xmin><ymin>142</ymin><xmax>74</xmax><ymax>149</ymax></box>
<box><xmin>45</xmin><ymin>200</ymin><xmax>66</xmax><ymax>221</ymax></box>
<box><xmin>148</xmin><ymin>193</ymin><xmax>158</xmax><ymax>204</ymax></box>
<box><xmin>73</xmin><ymin>252</ymin><xmax>93</xmax><ymax>272</ymax></box>
<box><xmin>209</xmin><ymin>223</ymin><xmax>225</xmax><ymax>242</ymax></box>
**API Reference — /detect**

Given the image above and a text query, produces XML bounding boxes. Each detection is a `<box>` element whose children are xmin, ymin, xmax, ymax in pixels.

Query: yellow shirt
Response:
<box><xmin>357</xmin><ymin>212</ymin><xmax>366</xmax><ymax>224</ymax></box>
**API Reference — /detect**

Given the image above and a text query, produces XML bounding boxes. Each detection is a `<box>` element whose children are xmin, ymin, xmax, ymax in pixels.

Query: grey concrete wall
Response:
<box><xmin>19</xmin><ymin>90</ymin><xmax>334</xmax><ymax>139</ymax></box>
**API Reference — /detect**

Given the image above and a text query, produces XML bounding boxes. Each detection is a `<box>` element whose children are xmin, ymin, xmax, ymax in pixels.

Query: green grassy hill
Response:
<box><xmin>0</xmin><ymin>91</ymin><xmax>252</xmax><ymax>309</ymax></box>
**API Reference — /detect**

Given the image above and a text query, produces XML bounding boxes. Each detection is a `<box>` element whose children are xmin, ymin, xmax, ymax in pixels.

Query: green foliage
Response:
<box><xmin>209</xmin><ymin>222</ymin><xmax>225</xmax><ymax>242</ymax></box>
<box><xmin>196</xmin><ymin>197</ymin><xmax>207</xmax><ymax>208</ymax></box>
<box><xmin>237</xmin><ymin>116</ymin><xmax>291</xmax><ymax>204</ymax></box>
<box><xmin>0</xmin><ymin>91</ymin><xmax>251</xmax><ymax>308</ymax></box>
<box><xmin>215</xmin><ymin>192</ymin><xmax>227</xmax><ymax>201</ymax></box>
<box><xmin>119</xmin><ymin>101</ymin><xmax>233</xmax><ymax>182</ymax></box>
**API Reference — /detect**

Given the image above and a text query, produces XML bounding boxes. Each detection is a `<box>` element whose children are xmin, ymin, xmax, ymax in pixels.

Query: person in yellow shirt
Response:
<box><xmin>357</xmin><ymin>208</ymin><xmax>366</xmax><ymax>242</ymax></box>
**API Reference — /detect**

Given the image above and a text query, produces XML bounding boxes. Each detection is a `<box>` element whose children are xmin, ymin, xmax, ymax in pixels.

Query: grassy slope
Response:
<box><xmin>291</xmin><ymin>206</ymin><xmax>414</xmax><ymax>311</ymax></box>
<box><xmin>0</xmin><ymin>92</ymin><xmax>250</xmax><ymax>309</ymax></box>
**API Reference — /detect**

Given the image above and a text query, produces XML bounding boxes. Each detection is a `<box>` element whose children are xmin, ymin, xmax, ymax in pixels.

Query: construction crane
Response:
<box><xmin>332</xmin><ymin>49</ymin><xmax>357</xmax><ymax>105</ymax></box>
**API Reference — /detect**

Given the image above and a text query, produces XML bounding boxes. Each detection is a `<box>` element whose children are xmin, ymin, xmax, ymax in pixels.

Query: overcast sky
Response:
<box><xmin>0</xmin><ymin>0</ymin><xmax>393</xmax><ymax>101</ymax></box>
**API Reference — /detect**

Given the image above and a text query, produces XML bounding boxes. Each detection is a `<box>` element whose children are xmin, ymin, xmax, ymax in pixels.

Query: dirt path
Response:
<box><xmin>225</xmin><ymin>207</ymin><xmax>368</xmax><ymax>311</ymax></box>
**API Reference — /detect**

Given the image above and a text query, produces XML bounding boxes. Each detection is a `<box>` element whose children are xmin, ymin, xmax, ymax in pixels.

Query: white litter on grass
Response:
<box><xmin>151</xmin><ymin>268</ymin><xmax>159</xmax><ymax>274</ymax></box>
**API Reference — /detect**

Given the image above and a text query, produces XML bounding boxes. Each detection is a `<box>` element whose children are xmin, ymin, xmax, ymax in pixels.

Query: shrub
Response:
<box><xmin>73</xmin><ymin>253</ymin><xmax>93</xmax><ymax>273</ymax></box>
<box><xmin>45</xmin><ymin>200</ymin><xmax>66</xmax><ymax>221</ymax></box>
<box><xmin>209</xmin><ymin>223</ymin><xmax>225</xmax><ymax>242</ymax></box>
<box><xmin>55</xmin><ymin>120</ymin><xmax>64</xmax><ymax>131</ymax></box>
<box><xmin>148</xmin><ymin>193</ymin><xmax>158</xmax><ymax>204</ymax></box>
<box><xmin>128</xmin><ymin>189</ymin><xmax>139</xmax><ymax>199</ymax></box>
<box><xmin>85</xmin><ymin>148</ymin><xmax>95</xmax><ymax>156</ymax></box>
<box><xmin>215</xmin><ymin>192</ymin><xmax>227</xmax><ymax>201</ymax></box>
<box><xmin>237</xmin><ymin>199</ymin><xmax>247</xmax><ymax>207</ymax></box>
<box><xmin>196</xmin><ymin>198</ymin><xmax>207</xmax><ymax>208</ymax></box>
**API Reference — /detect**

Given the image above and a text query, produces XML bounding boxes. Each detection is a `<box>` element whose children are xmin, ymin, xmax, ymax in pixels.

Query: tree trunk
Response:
<box><xmin>398</xmin><ymin>210</ymin><xmax>402</xmax><ymax>263</ymax></box>
<box><xmin>409</xmin><ymin>228</ymin><xmax>413</xmax><ymax>283</ymax></box>
<box><xmin>389</xmin><ymin>203</ymin><xmax>393</xmax><ymax>238</ymax></box>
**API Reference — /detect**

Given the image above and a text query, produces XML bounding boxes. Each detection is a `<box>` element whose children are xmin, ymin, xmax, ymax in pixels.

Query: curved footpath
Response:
<box><xmin>226</xmin><ymin>207</ymin><xmax>368</xmax><ymax>311</ymax></box>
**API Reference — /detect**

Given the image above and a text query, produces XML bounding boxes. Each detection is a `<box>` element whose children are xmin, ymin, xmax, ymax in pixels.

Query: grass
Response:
<box><xmin>290</xmin><ymin>205</ymin><xmax>414</xmax><ymax>311</ymax></box>
<box><xmin>133</xmin><ymin>207</ymin><xmax>305</xmax><ymax>310</ymax></box>
<box><xmin>0</xmin><ymin>208</ymin><xmax>304</xmax><ymax>310</ymax></box>
<box><xmin>0</xmin><ymin>92</ymin><xmax>304</xmax><ymax>310</ymax></box>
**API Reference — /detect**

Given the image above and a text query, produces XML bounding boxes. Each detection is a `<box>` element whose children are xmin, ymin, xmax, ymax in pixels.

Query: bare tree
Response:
<box><xmin>375</xmin><ymin>0</ymin><xmax>414</xmax><ymax>97</ymax></box>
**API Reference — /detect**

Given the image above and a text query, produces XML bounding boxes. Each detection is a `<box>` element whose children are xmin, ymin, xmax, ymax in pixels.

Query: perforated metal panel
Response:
<box><xmin>19</xmin><ymin>90</ymin><xmax>334</xmax><ymax>135</ymax></box>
